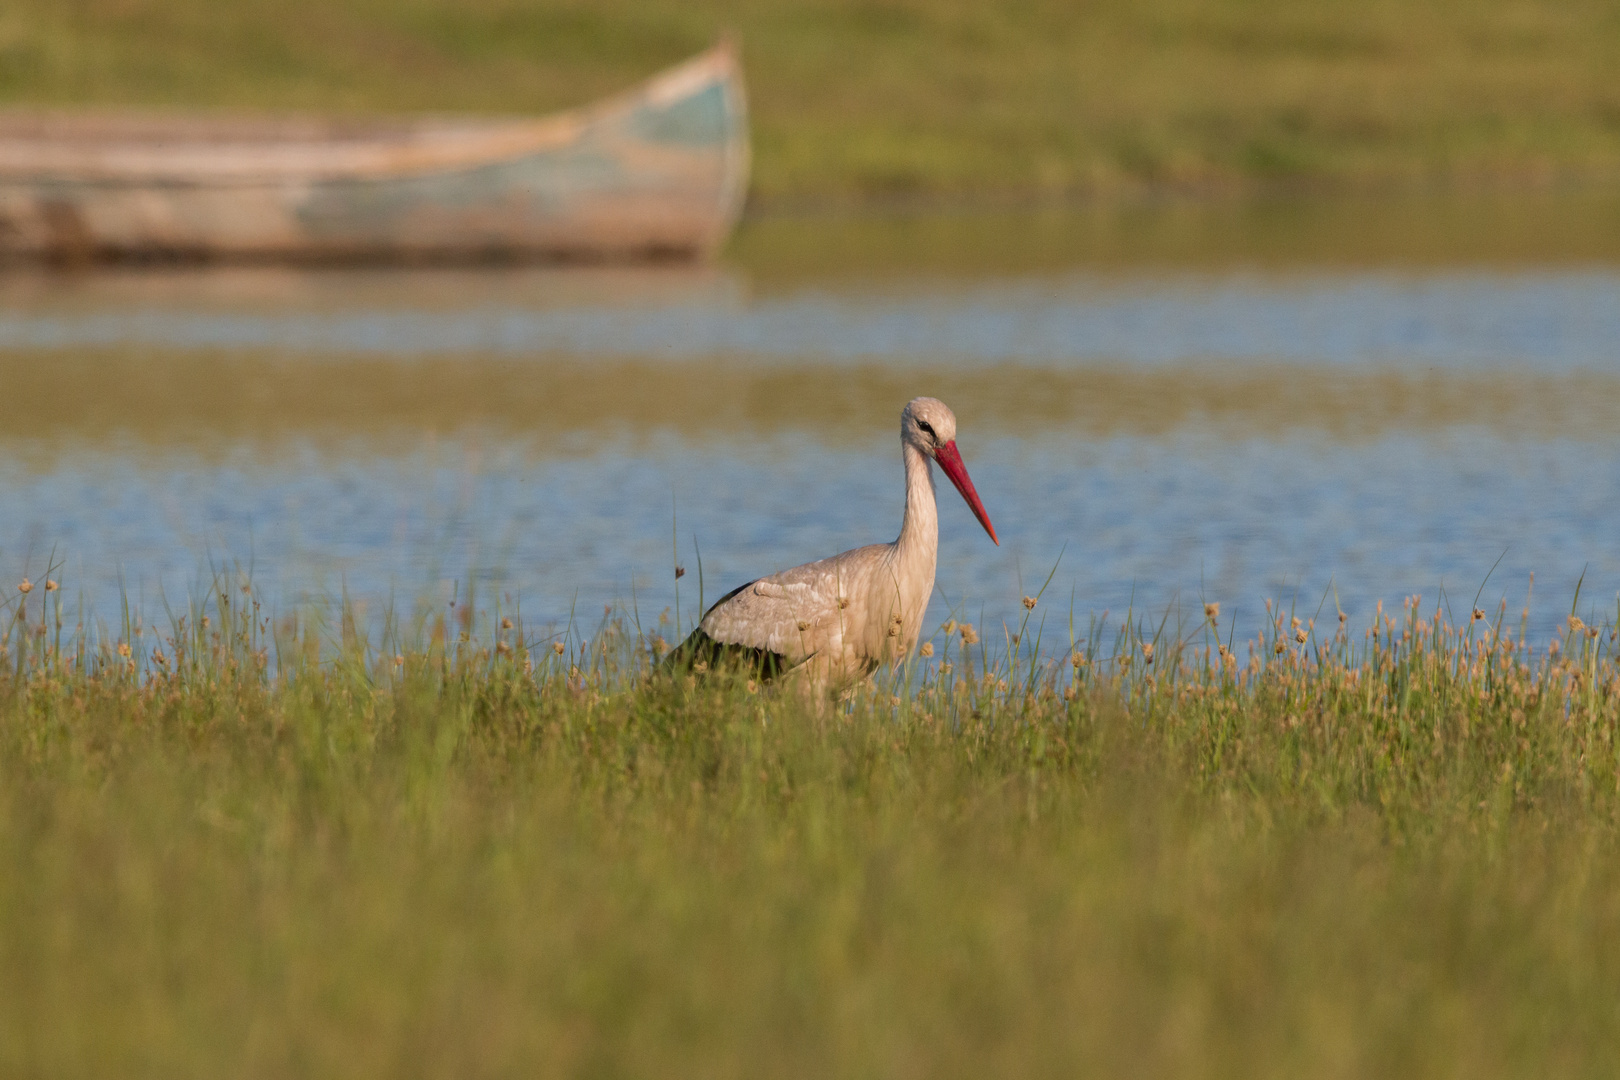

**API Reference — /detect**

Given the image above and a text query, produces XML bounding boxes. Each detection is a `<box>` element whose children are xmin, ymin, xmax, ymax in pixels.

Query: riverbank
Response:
<box><xmin>2</xmin><ymin>588</ymin><xmax>1619</xmax><ymax>1075</ymax></box>
<box><xmin>4</xmin><ymin>0</ymin><xmax>1619</xmax><ymax>205</ymax></box>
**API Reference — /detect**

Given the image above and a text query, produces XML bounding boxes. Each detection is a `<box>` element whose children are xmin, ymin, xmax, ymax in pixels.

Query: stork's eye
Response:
<box><xmin>917</xmin><ymin>420</ymin><xmax>936</xmax><ymax>440</ymax></box>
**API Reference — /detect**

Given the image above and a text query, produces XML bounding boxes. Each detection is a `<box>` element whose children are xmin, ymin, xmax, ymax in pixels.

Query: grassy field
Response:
<box><xmin>2</xmin><ymin>0</ymin><xmax>1619</xmax><ymax>203</ymax></box>
<box><xmin>3</xmin><ymin>576</ymin><xmax>1620</xmax><ymax>1076</ymax></box>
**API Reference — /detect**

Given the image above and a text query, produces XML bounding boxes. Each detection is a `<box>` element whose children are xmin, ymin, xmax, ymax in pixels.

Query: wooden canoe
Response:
<box><xmin>0</xmin><ymin>42</ymin><xmax>748</xmax><ymax>263</ymax></box>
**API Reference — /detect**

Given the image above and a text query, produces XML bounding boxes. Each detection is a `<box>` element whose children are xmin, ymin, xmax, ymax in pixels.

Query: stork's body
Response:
<box><xmin>673</xmin><ymin>397</ymin><xmax>998</xmax><ymax>694</ymax></box>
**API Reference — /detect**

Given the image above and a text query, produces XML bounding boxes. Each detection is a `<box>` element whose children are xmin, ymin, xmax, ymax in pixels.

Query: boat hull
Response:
<box><xmin>0</xmin><ymin>44</ymin><xmax>748</xmax><ymax>262</ymax></box>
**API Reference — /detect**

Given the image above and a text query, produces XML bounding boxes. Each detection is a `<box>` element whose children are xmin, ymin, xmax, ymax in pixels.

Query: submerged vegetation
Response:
<box><xmin>2</xmin><ymin>0</ymin><xmax>1619</xmax><ymax>203</ymax></box>
<box><xmin>4</xmin><ymin>572</ymin><xmax>1620</xmax><ymax>1075</ymax></box>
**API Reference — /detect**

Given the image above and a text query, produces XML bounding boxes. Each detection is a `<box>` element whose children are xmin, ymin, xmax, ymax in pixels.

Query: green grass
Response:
<box><xmin>3</xmin><ymin>575</ymin><xmax>1620</xmax><ymax>1076</ymax></box>
<box><xmin>2</xmin><ymin>0</ymin><xmax>1620</xmax><ymax>203</ymax></box>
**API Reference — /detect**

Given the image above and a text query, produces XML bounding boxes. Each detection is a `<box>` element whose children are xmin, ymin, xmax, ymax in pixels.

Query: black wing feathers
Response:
<box><xmin>661</xmin><ymin>579</ymin><xmax>802</xmax><ymax>682</ymax></box>
<box><xmin>663</xmin><ymin>626</ymin><xmax>796</xmax><ymax>681</ymax></box>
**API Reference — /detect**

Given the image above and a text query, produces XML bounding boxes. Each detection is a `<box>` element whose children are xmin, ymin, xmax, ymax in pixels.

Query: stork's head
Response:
<box><xmin>903</xmin><ymin>396</ymin><xmax>998</xmax><ymax>545</ymax></box>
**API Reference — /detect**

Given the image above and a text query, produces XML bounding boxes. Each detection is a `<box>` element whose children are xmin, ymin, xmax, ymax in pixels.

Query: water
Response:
<box><xmin>3</xmin><ymin>198</ymin><xmax>1619</xmax><ymax>656</ymax></box>
<box><xmin>5</xmin><ymin>267</ymin><xmax>1619</xmax><ymax>372</ymax></box>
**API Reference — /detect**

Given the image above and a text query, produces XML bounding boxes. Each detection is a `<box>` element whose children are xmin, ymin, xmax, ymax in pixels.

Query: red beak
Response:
<box><xmin>933</xmin><ymin>440</ymin><xmax>998</xmax><ymax>545</ymax></box>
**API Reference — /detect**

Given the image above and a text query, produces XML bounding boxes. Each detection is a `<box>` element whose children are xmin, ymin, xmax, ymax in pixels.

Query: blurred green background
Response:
<box><xmin>3</xmin><ymin>0</ymin><xmax>1618</xmax><ymax>205</ymax></box>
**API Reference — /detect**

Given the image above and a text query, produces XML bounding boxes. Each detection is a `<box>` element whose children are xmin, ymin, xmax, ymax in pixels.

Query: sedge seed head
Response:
<box><xmin>17</xmin><ymin>579</ymin><xmax>31</xmax><ymax>594</ymax></box>
<box><xmin>1022</xmin><ymin>596</ymin><xmax>1037</xmax><ymax>610</ymax></box>
<box><xmin>552</xmin><ymin>641</ymin><xmax>566</xmax><ymax>655</ymax></box>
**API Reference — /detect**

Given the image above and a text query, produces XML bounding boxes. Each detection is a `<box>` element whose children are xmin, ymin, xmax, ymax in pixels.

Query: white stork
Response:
<box><xmin>670</xmin><ymin>396</ymin><xmax>998</xmax><ymax>693</ymax></box>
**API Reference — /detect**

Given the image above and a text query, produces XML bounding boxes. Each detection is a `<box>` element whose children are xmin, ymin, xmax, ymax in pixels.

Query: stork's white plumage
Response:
<box><xmin>672</xmin><ymin>397</ymin><xmax>998</xmax><ymax>693</ymax></box>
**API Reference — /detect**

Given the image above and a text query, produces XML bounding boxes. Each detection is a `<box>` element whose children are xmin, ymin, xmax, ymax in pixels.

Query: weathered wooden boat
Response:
<box><xmin>0</xmin><ymin>42</ymin><xmax>748</xmax><ymax>262</ymax></box>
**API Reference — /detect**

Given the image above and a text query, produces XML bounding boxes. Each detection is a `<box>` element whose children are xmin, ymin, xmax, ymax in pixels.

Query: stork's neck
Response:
<box><xmin>895</xmin><ymin>440</ymin><xmax>939</xmax><ymax>561</ymax></box>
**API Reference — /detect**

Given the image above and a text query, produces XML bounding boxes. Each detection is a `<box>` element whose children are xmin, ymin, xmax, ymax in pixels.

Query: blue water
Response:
<box><xmin>3</xmin><ymin>263</ymin><xmax>1619</xmax><ymax>657</ymax></box>
<box><xmin>3</xmin><ymin>269</ymin><xmax>1619</xmax><ymax>371</ymax></box>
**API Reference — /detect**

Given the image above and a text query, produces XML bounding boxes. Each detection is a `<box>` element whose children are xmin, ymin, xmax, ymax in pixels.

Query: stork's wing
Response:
<box><xmin>696</xmin><ymin>548</ymin><xmax>879</xmax><ymax>663</ymax></box>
